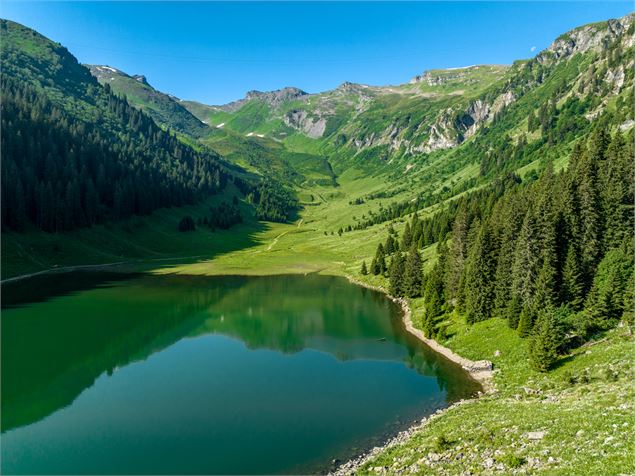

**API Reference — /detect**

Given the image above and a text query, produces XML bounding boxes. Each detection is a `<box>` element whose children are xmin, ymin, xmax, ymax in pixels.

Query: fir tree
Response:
<box><xmin>423</xmin><ymin>262</ymin><xmax>445</xmax><ymax>338</ymax></box>
<box><xmin>385</xmin><ymin>235</ymin><xmax>396</xmax><ymax>255</ymax></box>
<box><xmin>401</xmin><ymin>222</ymin><xmax>412</xmax><ymax>249</ymax></box>
<box><xmin>517</xmin><ymin>305</ymin><xmax>536</xmax><ymax>337</ymax></box>
<box><xmin>463</xmin><ymin>224</ymin><xmax>496</xmax><ymax>324</ymax></box>
<box><xmin>403</xmin><ymin>244</ymin><xmax>423</xmax><ymax>298</ymax></box>
<box><xmin>371</xmin><ymin>243</ymin><xmax>386</xmax><ymax>275</ymax></box>
<box><xmin>529</xmin><ymin>311</ymin><xmax>563</xmax><ymax>372</ymax></box>
<box><xmin>360</xmin><ymin>260</ymin><xmax>368</xmax><ymax>276</ymax></box>
<box><xmin>562</xmin><ymin>243</ymin><xmax>584</xmax><ymax>310</ymax></box>
<box><xmin>389</xmin><ymin>252</ymin><xmax>405</xmax><ymax>297</ymax></box>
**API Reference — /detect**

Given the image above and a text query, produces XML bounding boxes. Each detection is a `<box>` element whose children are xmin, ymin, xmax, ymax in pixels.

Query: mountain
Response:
<box><xmin>180</xmin><ymin>14</ymin><xmax>633</xmax><ymax>180</ymax></box>
<box><xmin>87</xmin><ymin>64</ymin><xmax>210</xmax><ymax>137</ymax></box>
<box><xmin>0</xmin><ymin>19</ymin><xmax>247</xmax><ymax>233</ymax></box>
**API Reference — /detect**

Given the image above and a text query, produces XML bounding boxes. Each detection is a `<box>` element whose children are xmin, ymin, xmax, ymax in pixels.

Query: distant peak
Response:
<box><xmin>336</xmin><ymin>81</ymin><xmax>369</xmax><ymax>93</ymax></box>
<box><xmin>245</xmin><ymin>86</ymin><xmax>307</xmax><ymax>101</ymax></box>
<box><xmin>409</xmin><ymin>65</ymin><xmax>507</xmax><ymax>85</ymax></box>
<box><xmin>132</xmin><ymin>74</ymin><xmax>150</xmax><ymax>86</ymax></box>
<box><xmin>89</xmin><ymin>64</ymin><xmax>123</xmax><ymax>75</ymax></box>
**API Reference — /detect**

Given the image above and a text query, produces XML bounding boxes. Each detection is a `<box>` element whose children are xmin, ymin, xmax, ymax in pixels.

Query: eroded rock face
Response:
<box><xmin>283</xmin><ymin>109</ymin><xmax>327</xmax><ymax>138</ymax></box>
<box><xmin>220</xmin><ymin>86</ymin><xmax>309</xmax><ymax>112</ymax></box>
<box><xmin>538</xmin><ymin>13</ymin><xmax>634</xmax><ymax>64</ymax></box>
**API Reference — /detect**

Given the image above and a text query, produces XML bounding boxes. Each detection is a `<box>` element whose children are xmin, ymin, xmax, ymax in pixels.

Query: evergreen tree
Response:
<box><xmin>600</xmin><ymin>132</ymin><xmax>633</xmax><ymax>249</ymax></box>
<box><xmin>529</xmin><ymin>311</ymin><xmax>563</xmax><ymax>372</ymax></box>
<box><xmin>360</xmin><ymin>260</ymin><xmax>368</xmax><ymax>276</ymax></box>
<box><xmin>517</xmin><ymin>305</ymin><xmax>536</xmax><ymax>337</ymax></box>
<box><xmin>371</xmin><ymin>243</ymin><xmax>386</xmax><ymax>275</ymax></box>
<box><xmin>584</xmin><ymin>243</ymin><xmax>634</xmax><ymax>331</ymax></box>
<box><xmin>575</xmin><ymin>142</ymin><xmax>602</xmax><ymax>282</ymax></box>
<box><xmin>463</xmin><ymin>224</ymin><xmax>496</xmax><ymax>323</ymax></box>
<box><xmin>562</xmin><ymin>243</ymin><xmax>584</xmax><ymax>310</ymax></box>
<box><xmin>401</xmin><ymin>222</ymin><xmax>413</xmax><ymax>249</ymax></box>
<box><xmin>403</xmin><ymin>244</ymin><xmax>423</xmax><ymax>298</ymax></box>
<box><xmin>388</xmin><ymin>252</ymin><xmax>405</xmax><ymax>297</ymax></box>
<box><xmin>385</xmin><ymin>235</ymin><xmax>396</xmax><ymax>255</ymax></box>
<box><xmin>511</xmin><ymin>209</ymin><xmax>541</xmax><ymax>310</ymax></box>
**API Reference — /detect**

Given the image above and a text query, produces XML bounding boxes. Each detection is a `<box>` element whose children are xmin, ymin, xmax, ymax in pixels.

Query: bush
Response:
<box><xmin>178</xmin><ymin>216</ymin><xmax>196</xmax><ymax>232</ymax></box>
<box><xmin>433</xmin><ymin>434</ymin><xmax>453</xmax><ymax>452</ymax></box>
<box><xmin>500</xmin><ymin>454</ymin><xmax>527</xmax><ymax>469</ymax></box>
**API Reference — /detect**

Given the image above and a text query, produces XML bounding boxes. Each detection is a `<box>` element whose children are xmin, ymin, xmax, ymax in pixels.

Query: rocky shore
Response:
<box><xmin>345</xmin><ymin>276</ymin><xmax>494</xmax><ymax>389</ymax></box>
<box><xmin>335</xmin><ymin>276</ymin><xmax>496</xmax><ymax>475</ymax></box>
<box><xmin>329</xmin><ymin>399</ymin><xmax>477</xmax><ymax>476</ymax></box>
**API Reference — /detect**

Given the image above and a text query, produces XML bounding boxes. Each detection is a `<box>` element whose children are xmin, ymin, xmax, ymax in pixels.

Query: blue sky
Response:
<box><xmin>3</xmin><ymin>2</ymin><xmax>633</xmax><ymax>104</ymax></box>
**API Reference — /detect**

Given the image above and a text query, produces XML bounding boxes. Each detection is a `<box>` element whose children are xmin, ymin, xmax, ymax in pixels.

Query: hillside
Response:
<box><xmin>1</xmin><ymin>12</ymin><xmax>634</xmax><ymax>474</ymax></box>
<box><xmin>0</xmin><ymin>19</ymin><xmax>253</xmax><ymax>236</ymax></box>
<box><xmin>87</xmin><ymin>64</ymin><xmax>210</xmax><ymax>137</ymax></box>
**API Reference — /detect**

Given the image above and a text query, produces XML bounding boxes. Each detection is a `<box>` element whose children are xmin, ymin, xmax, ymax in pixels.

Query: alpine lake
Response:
<box><xmin>1</xmin><ymin>272</ymin><xmax>480</xmax><ymax>474</ymax></box>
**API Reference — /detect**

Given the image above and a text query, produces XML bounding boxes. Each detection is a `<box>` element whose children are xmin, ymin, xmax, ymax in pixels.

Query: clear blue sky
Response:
<box><xmin>3</xmin><ymin>2</ymin><xmax>633</xmax><ymax>104</ymax></box>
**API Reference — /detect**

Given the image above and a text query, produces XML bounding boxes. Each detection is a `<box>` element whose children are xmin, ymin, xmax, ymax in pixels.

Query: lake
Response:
<box><xmin>1</xmin><ymin>272</ymin><xmax>480</xmax><ymax>474</ymax></box>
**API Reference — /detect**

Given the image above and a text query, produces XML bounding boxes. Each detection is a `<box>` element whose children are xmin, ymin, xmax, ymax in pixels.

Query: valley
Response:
<box><xmin>1</xmin><ymin>9</ymin><xmax>634</xmax><ymax>476</ymax></box>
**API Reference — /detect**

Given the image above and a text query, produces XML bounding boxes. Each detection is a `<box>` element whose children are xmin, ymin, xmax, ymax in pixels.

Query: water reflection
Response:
<box><xmin>2</xmin><ymin>273</ymin><xmax>479</xmax><ymax>436</ymax></box>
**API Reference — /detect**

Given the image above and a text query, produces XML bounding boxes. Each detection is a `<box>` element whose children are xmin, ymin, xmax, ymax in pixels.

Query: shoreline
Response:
<box><xmin>333</xmin><ymin>276</ymin><xmax>496</xmax><ymax>475</ymax></box>
<box><xmin>345</xmin><ymin>275</ymin><xmax>494</xmax><ymax>390</ymax></box>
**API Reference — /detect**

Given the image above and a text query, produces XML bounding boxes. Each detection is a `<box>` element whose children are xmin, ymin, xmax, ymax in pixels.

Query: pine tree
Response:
<box><xmin>403</xmin><ymin>244</ymin><xmax>423</xmax><ymax>298</ymax></box>
<box><xmin>360</xmin><ymin>260</ymin><xmax>368</xmax><ymax>276</ymax></box>
<box><xmin>517</xmin><ymin>305</ymin><xmax>536</xmax><ymax>337</ymax></box>
<box><xmin>584</xmin><ymin>243</ymin><xmax>633</xmax><ymax>330</ymax></box>
<box><xmin>505</xmin><ymin>295</ymin><xmax>522</xmax><ymax>329</ymax></box>
<box><xmin>576</xmin><ymin>141</ymin><xmax>602</xmax><ymax>282</ymax></box>
<box><xmin>371</xmin><ymin>243</ymin><xmax>386</xmax><ymax>275</ymax></box>
<box><xmin>401</xmin><ymin>222</ymin><xmax>412</xmax><ymax>250</ymax></box>
<box><xmin>511</xmin><ymin>209</ymin><xmax>541</xmax><ymax>310</ymax></box>
<box><xmin>600</xmin><ymin>132</ymin><xmax>633</xmax><ymax>249</ymax></box>
<box><xmin>446</xmin><ymin>207</ymin><xmax>470</xmax><ymax>307</ymax></box>
<box><xmin>527</xmin><ymin>109</ymin><xmax>538</xmax><ymax>132</ymax></box>
<box><xmin>389</xmin><ymin>253</ymin><xmax>405</xmax><ymax>297</ymax></box>
<box><xmin>385</xmin><ymin>235</ymin><xmax>396</xmax><ymax>255</ymax></box>
<box><xmin>463</xmin><ymin>224</ymin><xmax>496</xmax><ymax>324</ymax></box>
<box><xmin>529</xmin><ymin>311</ymin><xmax>563</xmax><ymax>372</ymax></box>
<box><xmin>562</xmin><ymin>243</ymin><xmax>584</xmax><ymax>310</ymax></box>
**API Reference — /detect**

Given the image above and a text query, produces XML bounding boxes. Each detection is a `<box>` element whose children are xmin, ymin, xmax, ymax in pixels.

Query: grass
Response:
<box><xmin>355</xmin><ymin>324</ymin><xmax>634</xmax><ymax>475</ymax></box>
<box><xmin>3</xmin><ymin>149</ymin><xmax>633</xmax><ymax>476</ymax></box>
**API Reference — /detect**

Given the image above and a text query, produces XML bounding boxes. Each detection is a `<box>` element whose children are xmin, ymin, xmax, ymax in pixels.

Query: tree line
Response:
<box><xmin>1</xmin><ymin>76</ymin><xmax>230</xmax><ymax>232</ymax></box>
<box><xmin>364</xmin><ymin>128</ymin><xmax>633</xmax><ymax>371</ymax></box>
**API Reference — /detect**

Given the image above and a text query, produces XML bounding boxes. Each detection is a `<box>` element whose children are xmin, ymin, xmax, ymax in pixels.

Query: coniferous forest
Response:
<box><xmin>1</xmin><ymin>76</ymin><xmax>229</xmax><ymax>232</ymax></box>
<box><xmin>2</xmin><ymin>7</ymin><xmax>635</xmax><ymax>476</ymax></box>
<box><xmin>373</xmin><ymin>128</ymin><xmax>633</xmax><ymax>371</ymax></box>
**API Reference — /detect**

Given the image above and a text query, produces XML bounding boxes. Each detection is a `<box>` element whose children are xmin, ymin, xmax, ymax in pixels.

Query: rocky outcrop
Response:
<box><xmin>219</xmin><ymin>86</ymin><xmax>309</xmax><ymax>112</ymax></box>
<box><xmin>537</xmin><ymin>13</ymin><xmax>634</xmax><ymax>64</ymax></box>
<box><xmin>410</xmin><ymin>66</ymin><xmax>478</xmax><ymax>85</ymax></box>
<box><xmin>283</xmin><ymin>109</ymin><xmax>327</xmax><ymax>139</ymax></box>
<box><xmin>132</xmin><ymin>74</ymin><xmax>149</xmax><ymax>86</ymax></box>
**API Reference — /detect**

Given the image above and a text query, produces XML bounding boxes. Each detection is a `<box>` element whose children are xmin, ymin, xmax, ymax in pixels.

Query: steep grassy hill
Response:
<box><xmin>1</xmin><ymin>12</ymin><xmax>634</xmax><ymax>474</ymax></box>
<box><xmin>87</xmin><ymin>64</ymin><xmax>210</xmax><ymax>137</ymax></box>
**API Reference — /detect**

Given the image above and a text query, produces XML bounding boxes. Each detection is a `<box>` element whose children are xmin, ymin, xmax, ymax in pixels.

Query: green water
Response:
<box><xmin>1</xmin><ymin>272</ymin><xmax>479</xmax><ymax>474</ymax></box>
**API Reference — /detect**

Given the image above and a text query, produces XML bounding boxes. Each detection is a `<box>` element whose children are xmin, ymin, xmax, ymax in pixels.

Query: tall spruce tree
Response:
<box><xmin>562</xmin><ymin>242</ymin><xmax>584</xmax><ymax>310</ymax></box>
<box><xmin>463</xmin><ymin>223</ymin><xmax>496</xmax><ymax>324</ymax></box>
<box><xmin>389</xmin><ymin>252</ymin><xmax>406</xmax><ymax>297</ymax></box>
<box><xmin>529</xmin><ymin>310</ymin><xmax>563</xmax><ymax>372</ymax></box>
<box><xmin>403</xmin><ymin>244</ymin><xmax>423</xmax><ymax>298</ymax></box>
<box><xmin>423</xmin><ymin>262</ymin><xmax>445</xmax><ymax>338</ymax></box>
<box><xmin>360</xmin><ymin>260</ymin><xmax>368</xmax><ymax>276</ymax></box>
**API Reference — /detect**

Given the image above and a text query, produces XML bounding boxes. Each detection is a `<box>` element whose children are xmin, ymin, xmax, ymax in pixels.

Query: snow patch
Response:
<box><xmin>216</xmin><ymin>122</ymin><xmax>225</xmax><ymax>128</ymax></box>
<box><xmin>98</xmin><ymin>66</ymin><xmax>118</xmax><ymax>73</ymax></box>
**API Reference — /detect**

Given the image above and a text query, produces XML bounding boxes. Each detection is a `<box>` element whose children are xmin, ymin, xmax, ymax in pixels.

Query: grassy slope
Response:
<box><xmin>355</xmin><ymin>321</ymin><xmax>634</xmax><ymax>475</ymax></box>
<box><xmin>3</xmin><ymin>156</ymin><xmax>632</xmax><ymax>476</ymax></box>
<box><xmin>3</xmin><ymin>15</ymin><xmax>633</xmax><ymax>474</ymax></box>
